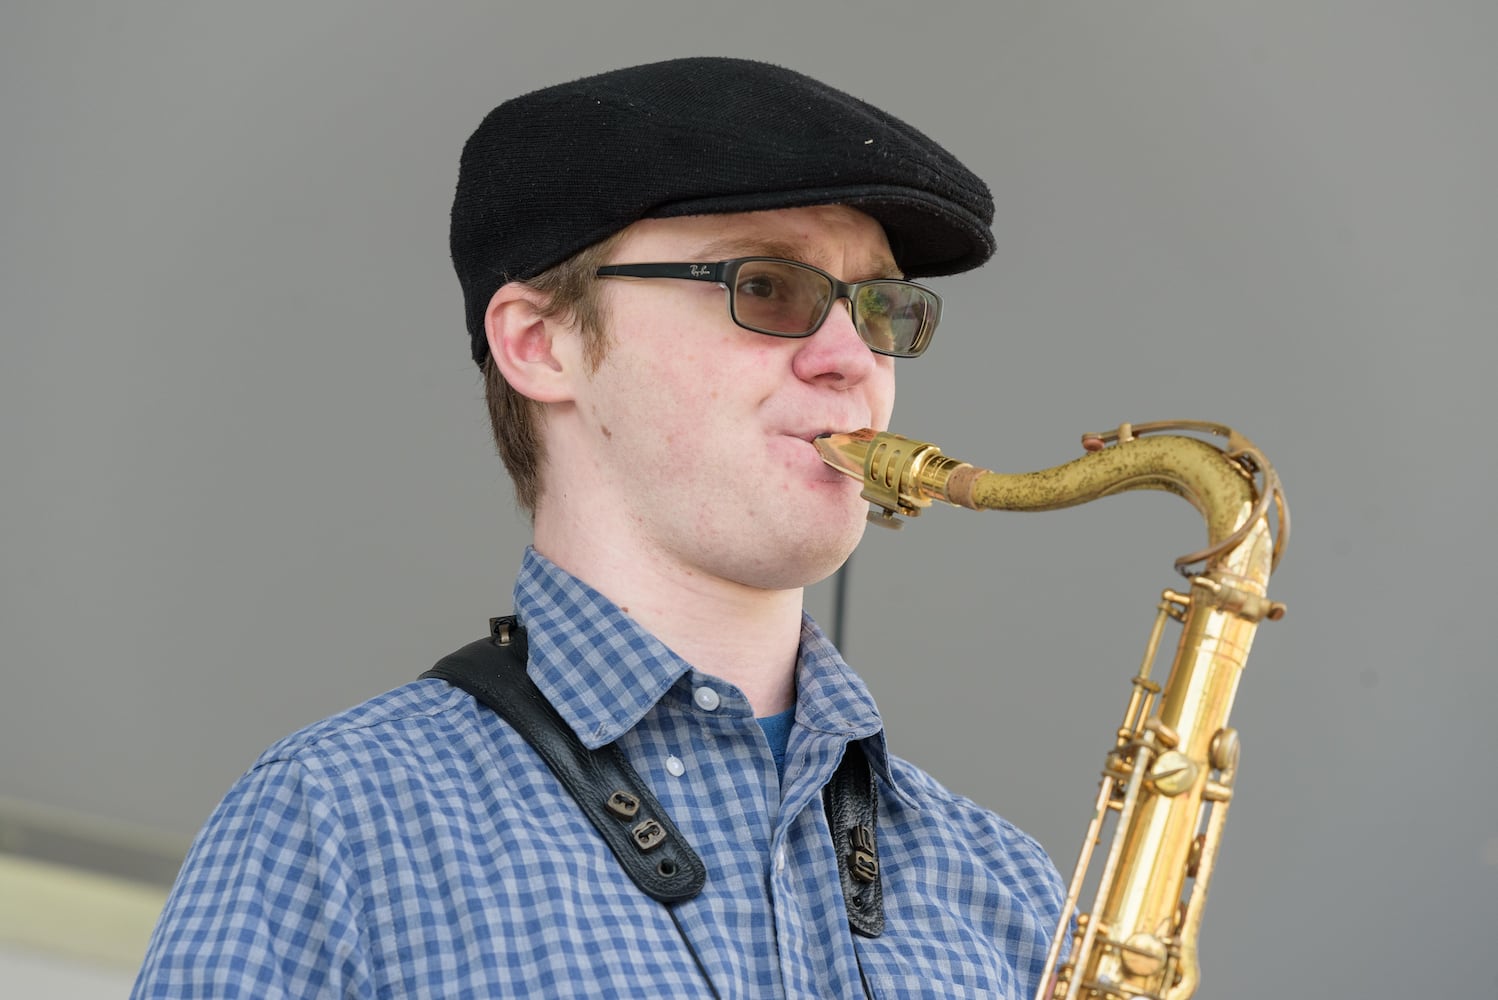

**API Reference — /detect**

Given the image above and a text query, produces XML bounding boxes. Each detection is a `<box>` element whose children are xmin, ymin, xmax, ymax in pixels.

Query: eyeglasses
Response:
<box><xmin>594</xmin><ymin>257</ymin><xmax>942</xmax><ymax>358</ymax></box>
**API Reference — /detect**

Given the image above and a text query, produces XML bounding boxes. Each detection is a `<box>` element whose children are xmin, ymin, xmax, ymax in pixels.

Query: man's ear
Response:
<box><xmin>484</xmin><ymin>283</ymin><xmax>581</xmax><ymax>403</ymax></box>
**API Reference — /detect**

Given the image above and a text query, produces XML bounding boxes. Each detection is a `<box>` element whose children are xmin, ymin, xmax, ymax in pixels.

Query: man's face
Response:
<box><xmin>556</xmin><ymin>205</ymin><xmax>899</xmax><ymax>593</ymax></box>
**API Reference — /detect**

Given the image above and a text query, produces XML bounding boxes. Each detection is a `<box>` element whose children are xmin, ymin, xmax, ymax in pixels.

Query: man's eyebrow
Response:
<box><xmin>689</xmin><ymin>236</ymin><xmax>903</xmax><ymax>281</ymax></box>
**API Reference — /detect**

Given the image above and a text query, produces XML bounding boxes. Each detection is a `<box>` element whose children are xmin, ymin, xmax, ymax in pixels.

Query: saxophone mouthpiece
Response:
<box><xmin>815</xmin><ymin>428</ymin><xmax>967</xmax><ymax>527</ymax></box>
<box><xmin>815</xmin><ymin>430</ymin><xmax>908</xmax><ymax>529</ymax></box>
<box><xmin>813</xmin><ymin>429</ymin><xmax>877</xmax><ymax>481</ymax></box>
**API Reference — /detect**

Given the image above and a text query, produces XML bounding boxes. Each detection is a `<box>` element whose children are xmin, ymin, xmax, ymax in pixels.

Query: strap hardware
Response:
<box><xmin>606</xmin><ymin>790</ymin><xmax>641</xmax><ymax>819</ymax></box>
<box><xmin>632</xmin><ymin>818</ymin><xmax>667</xmax><ymax>851</ymax></box>
<box><xmin>851</xmin><ymin>824</ymin><xmax>879</xmax><ymax>883</ymax></box>
<box><xmin>826</xmin><ymin>743</ymin><xmax>885</xmax><ymax>937</ymax></box>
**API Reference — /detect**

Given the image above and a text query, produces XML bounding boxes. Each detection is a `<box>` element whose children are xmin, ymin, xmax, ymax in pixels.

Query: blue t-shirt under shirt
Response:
<box><xmin>757</xmin><ymin>706</ymin><xmax>795</xmax><ymax>781</ymax></box>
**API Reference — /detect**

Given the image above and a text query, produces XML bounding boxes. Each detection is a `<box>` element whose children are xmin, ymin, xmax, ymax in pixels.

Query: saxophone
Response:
<box><xmin>816</xmin><ymin>420</ymin><xmax>1289</xmax><ymax>1000</ymax></box>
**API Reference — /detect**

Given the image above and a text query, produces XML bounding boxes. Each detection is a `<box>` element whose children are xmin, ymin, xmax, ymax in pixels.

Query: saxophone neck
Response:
<box><xmin>815</xmin><ymin>422</ymin><xmax>1289</xmax><ymax>578</ymax></box>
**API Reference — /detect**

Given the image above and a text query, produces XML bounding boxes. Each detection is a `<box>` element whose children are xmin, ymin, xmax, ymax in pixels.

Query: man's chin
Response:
<box><xmin>792</xmin><ymin>518</ymin><xmax>869</xmax><ymax>588</ymax></box>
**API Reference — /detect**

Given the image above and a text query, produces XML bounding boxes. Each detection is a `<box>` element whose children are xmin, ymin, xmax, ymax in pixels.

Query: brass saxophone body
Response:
<box><xmin>816</xmin><ymin>421</ymin><xmax>1288</xmax><ymax>1000</ymax></box>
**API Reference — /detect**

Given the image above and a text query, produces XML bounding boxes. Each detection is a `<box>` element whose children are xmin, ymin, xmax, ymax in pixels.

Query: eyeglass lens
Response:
<box><xmin>729</xmin><ymin>260</ymin><xmax>935</xmax><ymax>356</ymax></box>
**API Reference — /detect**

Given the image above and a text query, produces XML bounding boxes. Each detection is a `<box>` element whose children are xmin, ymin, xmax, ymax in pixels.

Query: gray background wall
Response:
<box><xmin>4</xmin><ymin>2</ymin><xmax>1495</xmax><ymax>996</ymax></box>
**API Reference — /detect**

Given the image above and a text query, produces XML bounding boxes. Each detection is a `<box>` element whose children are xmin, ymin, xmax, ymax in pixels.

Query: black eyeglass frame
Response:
<box><xmin>594</xmin><ymin>257</ymin><xmax>942</xmax><ymax>358</ymax></box>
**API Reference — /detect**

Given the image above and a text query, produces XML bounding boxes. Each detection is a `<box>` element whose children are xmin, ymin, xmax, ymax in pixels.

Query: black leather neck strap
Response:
<box><xmin>422</xmin><ymin>616</ymin><xmax>704</xmax><ymax>903</ymax></box>
<box><xmin>826</xmin><ymin>736</ymin><xmax>885</xmax><ymax>938</ymax></box>
<box><xmin>422</xmin><ymin>616</ymin><xmax>883</xmax><ymax>934</ymax></box>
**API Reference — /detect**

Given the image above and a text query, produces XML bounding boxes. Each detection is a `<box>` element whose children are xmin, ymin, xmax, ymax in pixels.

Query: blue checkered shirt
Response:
<box><xmin>135</xmin><ymin>548</ymin><xmax>1065</xmax><ymax>998</ymax></box>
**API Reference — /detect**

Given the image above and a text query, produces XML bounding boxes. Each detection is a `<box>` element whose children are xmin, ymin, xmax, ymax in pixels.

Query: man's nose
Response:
<box><xmin>790</xmin><ymin>299</ymin><xmax>877</xmax><ymax>387</ymax></box>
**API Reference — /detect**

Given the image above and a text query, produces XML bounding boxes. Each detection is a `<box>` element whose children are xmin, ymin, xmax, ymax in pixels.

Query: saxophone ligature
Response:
<box><xmin>816</xmin><ymin>420</ymin><xmax>1289</xmax><ymax>1000</ymax></box>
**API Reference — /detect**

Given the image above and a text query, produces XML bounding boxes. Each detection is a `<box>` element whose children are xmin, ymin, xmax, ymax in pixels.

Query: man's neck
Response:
<box><xmin>532</xmin><ymin>520</ymin><xmax>803</xmax><ymax>717</ymax></box>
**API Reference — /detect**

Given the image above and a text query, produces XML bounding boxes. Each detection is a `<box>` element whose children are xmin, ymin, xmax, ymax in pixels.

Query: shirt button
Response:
<box><xmin>692</xmin><ymin>686</ymin><xmax>721</xmax><ymax>711</ymax></box>
<box><xmin>665</xmin><ymin>755</ymin><xmax>686</xmax><ymax>777</ymax></box>
<box><xmin>775</xmin><ymin>846</ymin><xmax>788</xmax><ymax>872</ymax></box>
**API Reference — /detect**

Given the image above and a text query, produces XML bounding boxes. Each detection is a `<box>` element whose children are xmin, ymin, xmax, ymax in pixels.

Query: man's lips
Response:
<box><xmin>786</xmin><ymin>424</ymin><xmax>867</xmax><ymax>444</ymax></box>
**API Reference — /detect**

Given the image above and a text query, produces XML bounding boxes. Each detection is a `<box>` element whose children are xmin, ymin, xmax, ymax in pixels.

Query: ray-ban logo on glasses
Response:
<box><xmin>690</xmin><ymin>264</ymin><xmax>712</xmax><ymax>277</ymax></box>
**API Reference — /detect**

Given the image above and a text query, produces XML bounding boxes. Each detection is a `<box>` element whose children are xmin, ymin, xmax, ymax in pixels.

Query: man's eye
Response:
<box><xmin>856</xmin><ymin>287</ymin><xmax>890</xmax><ymax>317</ymax></box>
<box><xmin>738</xmin><ymin>275</ymin><xmax>779</xmax><ymax>299</ymax></box>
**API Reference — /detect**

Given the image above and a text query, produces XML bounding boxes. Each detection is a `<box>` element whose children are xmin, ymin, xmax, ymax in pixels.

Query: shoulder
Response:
<box><xmin>880</xmin><ymin>753</ymin><xmax>1065</xmax><ymax>906</ymax></box>
<box><xmin>854</xmin><ymin>752</ymin><xmax>1067</xmax><ymax>995</ymax></box>
<box><xmin>175</xmin><ymin>680</ymin><xmax>494</xmax><ymax>855</ymax></box>
<box><xmin>176</xmin><ymin>678</ymin><xmax>529</xmax><ymax>874</ymax></box>
<box><xmin>249</xmin><ymin>679</ymin><xmax>488</xmax><ymax>777</ymax></box>
<box><xmin>207</xmin><ymin>677</ymin><xmax>574</xmax><ymax>857</ymax></box>
<box><xmin>886</xmin><ymin>755</ymin><xmax>1047</xmax><ymax>843</ymax></box>
<box><xmin>136</xmin><ymin>680</ymin><xmax>502</xmax><ymax>997</ymax></box>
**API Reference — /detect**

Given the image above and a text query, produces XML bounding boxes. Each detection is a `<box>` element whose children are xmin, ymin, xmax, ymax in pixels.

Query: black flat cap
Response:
<box><xmin>451</xmin><ymin>57</ymin><xmax>995</xmax><ymax>365</ymax></box>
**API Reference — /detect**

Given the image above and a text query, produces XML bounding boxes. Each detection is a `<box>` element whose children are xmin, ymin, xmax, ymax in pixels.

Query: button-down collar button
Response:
<box><xmin>692</xmin><ymin>686</ymin><xmax>721</xmax><ymax>711</ymax></box>
<box><xmin>665</xmin><ymin>755</ymin><xmax>686</xmax><ymax>777</ymax></box>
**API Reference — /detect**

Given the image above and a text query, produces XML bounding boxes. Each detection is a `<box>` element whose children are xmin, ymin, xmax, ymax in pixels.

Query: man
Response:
<box><xmin>134</xmin><ymin>58</ymin><xmax>1065</xmax><ymax>998</ymax></box>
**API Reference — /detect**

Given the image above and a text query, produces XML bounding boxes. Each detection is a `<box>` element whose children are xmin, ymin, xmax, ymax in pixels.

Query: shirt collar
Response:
<box><xmin>512</xmin><ymin>547</ymin><xmax>906</xmax><ymax>798</ymax></box>
<box><xmin>790</xmin><ymin>612</ymin><xmax>909</xmax><ymax>805</ymax></box>
<box><xmin>514</xmin><ymin>547</ymin><xmax>690</xmax><ymax>748</ymax></box>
